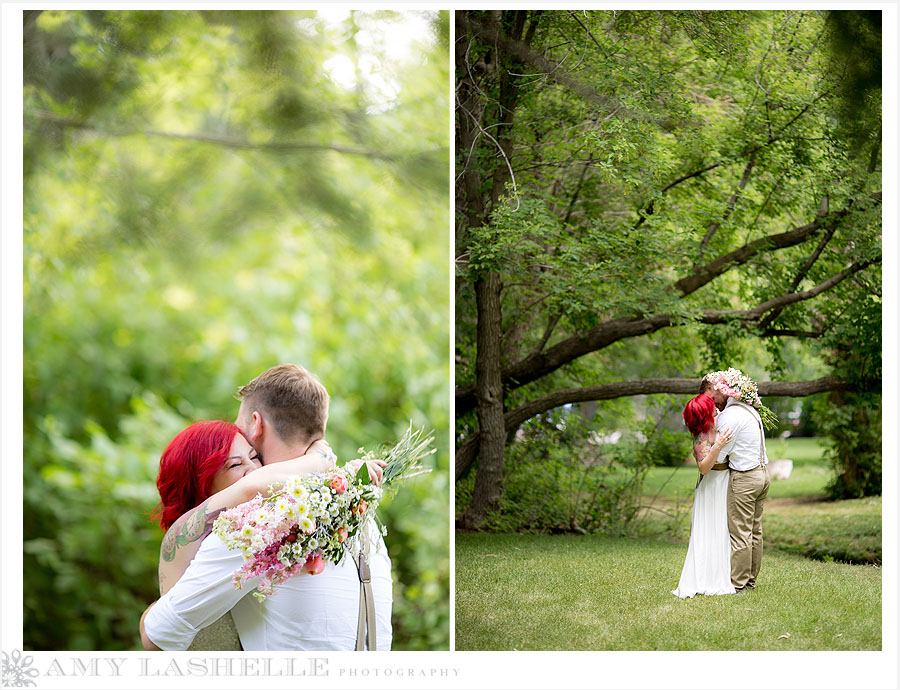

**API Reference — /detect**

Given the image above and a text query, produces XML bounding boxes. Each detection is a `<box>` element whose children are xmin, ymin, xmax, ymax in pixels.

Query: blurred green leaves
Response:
<box><xmin>24</xmin><ymin>9</ymin><xmax>449</xmax><ymax>651</ymax></box>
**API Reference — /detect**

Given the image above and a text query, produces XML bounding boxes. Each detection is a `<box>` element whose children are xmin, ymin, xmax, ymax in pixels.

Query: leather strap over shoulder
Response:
<box><xmin>350</xmin><ymin>524</ymin><xmax>376</xmax><ymax>651</ymax></box>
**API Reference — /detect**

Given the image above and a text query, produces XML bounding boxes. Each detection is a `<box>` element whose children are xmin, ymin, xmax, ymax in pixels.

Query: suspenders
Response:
<box><xmin>348</xmin><ymin>524</ymin><xmax>376</xmax><ymax>651</ymax></box>
<box><xmin>725</xmin><ymin>401</ymin><xmax>767</xmax><ymax>469</ymax></box>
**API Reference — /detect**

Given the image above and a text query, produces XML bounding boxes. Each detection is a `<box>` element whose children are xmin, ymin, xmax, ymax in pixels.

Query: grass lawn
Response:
<box><xmin>455</xmin><ymin>436</ymin><xmax>883</xmax><ymax>650</ymax></box>
<box><xmin>765</xmin><ymin>496</ymin><xmax>882</xmax><ymax>564</ymax></box>
<box><xmin>455</xmin><ymin>532</ymin><xmax>882</xmax><ymax>651</ymax></box>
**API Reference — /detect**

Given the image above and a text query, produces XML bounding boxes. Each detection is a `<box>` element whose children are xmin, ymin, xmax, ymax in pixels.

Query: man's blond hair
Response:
<box><xmin>237</xmin><ymin>364</ymin><xmax>329</xmax><ymax>444</ymax></box>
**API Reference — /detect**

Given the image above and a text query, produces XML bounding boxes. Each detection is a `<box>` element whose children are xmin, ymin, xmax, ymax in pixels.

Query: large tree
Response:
<box><xmin>455</xmin><ymin>10</ymin><xmax>881</xmax><ymax>527</ymax></box>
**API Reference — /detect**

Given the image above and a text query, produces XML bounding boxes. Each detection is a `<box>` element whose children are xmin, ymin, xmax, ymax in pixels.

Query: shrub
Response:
<box><xmin>814</xmin><ymin>392</ymin><xmax>882</xmax><ymax>499</ymax></box>
<box><xmin>457</xmin><ymin>411</ymin><xmax>647</xmax><ymax>535</ymax></box>
<box><xmin>641</xmin><ymin>428</ymin><xmax>692</xmax><ymax>467</ymax></box>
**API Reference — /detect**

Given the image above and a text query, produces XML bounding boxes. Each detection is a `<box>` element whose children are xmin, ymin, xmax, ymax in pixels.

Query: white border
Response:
<box><xmin>2</xmin><ymin>0</ymin><xmax>26</xmax><ymax>657</ymax></box>
<box><xmin>3</xmin><ymin>3</ymin><xmax>898</xmax><ymax>689</ymax></box>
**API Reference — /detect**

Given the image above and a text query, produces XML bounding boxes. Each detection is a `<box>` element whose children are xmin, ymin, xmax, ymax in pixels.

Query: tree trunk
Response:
<box><xmin>460</xmin><ymin>272</ymin><xmax>506</xmax><ymax>528</ymax></box>
<box><xmin>457</xmin><ymin>11</ymin><xmax>540</xmax><ymax>527</ymax></box>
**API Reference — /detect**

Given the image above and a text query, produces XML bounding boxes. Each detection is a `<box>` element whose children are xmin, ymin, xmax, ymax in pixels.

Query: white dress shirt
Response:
<box><xmin>144</xmin><ymin>521</ymin><xmax>392</xmax><ymax>651</ymax></box>
<box><xmin>715</xmin><ymin>398</ymin><xmax>768</xmax><ymax>471</ymax></box>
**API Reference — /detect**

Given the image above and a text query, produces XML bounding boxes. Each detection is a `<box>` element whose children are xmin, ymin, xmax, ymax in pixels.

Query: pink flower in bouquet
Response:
<box><xmin>212</xmin><ymin>424</ymin><xmax>435</xmax><ymax>601</ymax></box>
<box><xmin>330</xmin><ymin>474</ymin><xmax>349</xmax><ymax>494</ymax></box>
<box><xmin>305</xmin><ymin>553</ymin><xmax>325</xmax><ymax>575</ymax></box>
<box><xmin>720</xmin><ymin>384</ymin><xmax>739</xmax><ymax>398</ymax></box>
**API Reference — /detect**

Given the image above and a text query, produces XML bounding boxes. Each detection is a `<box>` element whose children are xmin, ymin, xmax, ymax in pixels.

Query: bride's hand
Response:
<box><xmin>714</xmin><ymin>427</ymin><xmax>734</xmax><ymax>447</ymax></box>
<box><xmin>343</xmin><ymin>458</ymin><xmax>387</xmax><ymax>487</ymax></box>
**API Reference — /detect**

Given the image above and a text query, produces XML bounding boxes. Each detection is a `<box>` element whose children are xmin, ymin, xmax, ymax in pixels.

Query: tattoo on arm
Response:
<box><xmin>311</xmin><ymin>445</ymin><xmax>336</xmax><ymax>465</ymax></box>
<box><xmin>693</xmin><ymin>439</ymin><xmax>713</xmax><ymax>463</ymax></box>
<box><xmin>160</xmin><ymin>502</ymin><xmax>225</xmax><ymax>563</ymax></box>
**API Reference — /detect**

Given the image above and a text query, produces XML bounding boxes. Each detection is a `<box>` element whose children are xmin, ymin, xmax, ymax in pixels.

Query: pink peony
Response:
<box><xmin>336</xmin><ymin>526</ymin><xmax>349</xmax><ymax>543</ymax></box>
<box><xmin>352</xmin><ymin>499</ymin><xmax>367</xmax><ymax>517</ymax></box>
<box><xmin>330</xmin><ymin>474</ymin><xmax>349</xmax><ymax>494</ymax></box>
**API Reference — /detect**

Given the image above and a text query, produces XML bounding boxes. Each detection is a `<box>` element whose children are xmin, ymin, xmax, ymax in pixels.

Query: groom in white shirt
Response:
<box><xmin>142</xmin><ymin>364</ymin><xmax>393</xmax><ymax>650</ymax></box>
<box><xmin>702</xmin><ymin>375</ymin><xmax>770</xmax><ymax>595</ymax></box>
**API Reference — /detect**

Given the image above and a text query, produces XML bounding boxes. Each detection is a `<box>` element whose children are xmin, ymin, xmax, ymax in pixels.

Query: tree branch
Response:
<box><xmin>632</xmin><ymin>163</ymin><xmax>719</xmax><ymax>231</ymax></box>
<box><xmin>567</xmin><ymin>10</ymin><xmax>605</xmax><ymax>53</ymax></box>
<box><xmin>562</xmin><ymin>154</ymin><xmax>594</xmax><ymax>225</ymax></box>
<box><xmin>457</xmin><ymin>376</ymin><xmax>864</xmax><ymax>479</ymax></box>
<box><xmin>758</xmin><ymin>206</ymin><xmax>836</xmax><ymax>330</ymax></box>
<box><xmin>672</xmin><ymin>196</ymin><xmax>863</xmax><ymax>298</ymax></box>
<box><xmin>27</xmin><ymin>109</ymin><xmax>409</xmax><ymax>160</ymax></box>
<box><xmin>741</xmin><ymin>257</ymin><xmax>879</xmax><ymax>317</ymax></box>
<box><xmin>761</xmin><ymin>328</ymin><xmax>824</xmax><ymax>338</ymax></box>
<box><xmin>460</xmin><ymin>12</ymin><xmax>680</xmax><ymax>129</ymax></box>
<box><xmin>694</xmin><ymin>257</ymin><xmax>879</xmax><ymax>325</ymax></box>
<box><xmin>456</xmin><ymin>253</ymin><xmax>880</xmax><ymax>413</ymax></box>
<box><xmin>533</xmin><ymin>312</ymin><xmax>562</xmax><ymax>356</ymax></box>
<box><xmin>695</xmin><ymin>152</ymin><xmax>756</xmax><ymax>268</ymax></box>
<box><xmin>632</xmin><ymin>91</ymin><xmax>830</xmax><ymax>231</ymax></box>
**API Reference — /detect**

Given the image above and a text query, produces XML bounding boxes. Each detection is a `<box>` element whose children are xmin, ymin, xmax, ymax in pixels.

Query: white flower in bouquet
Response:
<box><xmin>704</xmin><ymin>368</ymin><xmax>779</xmax><ymax>430</ymax></box>
<box><xmin>212</xmin><ymin>424</ymin><xmax>435</xmax><ymax>601</ymax></box>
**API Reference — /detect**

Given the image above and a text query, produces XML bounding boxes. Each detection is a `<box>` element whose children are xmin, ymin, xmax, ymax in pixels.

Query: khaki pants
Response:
<box><xmin>727</xmin><ymin>464</ymin><xmax>770</xmax><ymax>590</ymax></box>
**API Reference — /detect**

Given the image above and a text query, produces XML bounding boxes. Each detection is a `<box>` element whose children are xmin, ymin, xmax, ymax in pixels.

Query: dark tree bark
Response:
<box><xmin>461</xmin><ymin>273</ymin><xmax>506</xmax><ymax>527</ymax></box>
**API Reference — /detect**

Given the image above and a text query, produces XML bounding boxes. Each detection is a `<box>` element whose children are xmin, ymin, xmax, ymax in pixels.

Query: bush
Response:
<box><xmin>794</xmin><ymin>395</ymin><xmax>824</xmax><ymax>437</ymax></box>
<box><xmin>814</xmin><ymin>392</ymin><xmax>882</xmax><ymax>499</ymax></box>
<box><xmin>24</xmin><ymin>395</ymin><xmax>186</xmax><ymax>650</ymax></box>
<box><xmin>457</xmin><ymin>412</ymin><xmax>647</xmax><ymax>535</ymax></box>
<box><xmin>641</xmin><ymin>428</ymin><xmax>692</xmax><ymax>467</ymax></box>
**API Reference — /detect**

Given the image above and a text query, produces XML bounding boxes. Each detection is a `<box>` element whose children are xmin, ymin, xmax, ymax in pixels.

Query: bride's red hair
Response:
<box><xmin>151</xmin><ymin>420</ymin><xmax>243</xmax><ymax>530</ymax></box>
<box><xmin>683</xmin><ymin>394</ymin><xmax>715</xmax><ymax>436</ymax></box>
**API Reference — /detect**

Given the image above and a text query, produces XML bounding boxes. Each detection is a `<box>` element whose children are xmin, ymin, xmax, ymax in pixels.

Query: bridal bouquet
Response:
<box><xmin>705</xmin><ymin>368</ymin><xmax>779</xmax><ymax>430</ymax></box>
<box><xmin>213</xmin><ymin>425</ymin><xmax>434</xmax><ymax>601</ymax></box>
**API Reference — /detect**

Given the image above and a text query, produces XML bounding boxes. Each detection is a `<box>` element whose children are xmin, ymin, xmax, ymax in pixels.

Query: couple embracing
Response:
<box><xmin>140</xmin><ymin>364</ymin><xmax>392</xmax><ymax>650</ymax></box>
<box><xmin>673</xmin><ymin>368</ymin><xmax>777</xmax><ymax>599</ymax></box>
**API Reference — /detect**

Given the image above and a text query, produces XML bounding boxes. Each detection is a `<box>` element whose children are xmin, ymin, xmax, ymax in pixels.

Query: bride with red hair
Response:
<box><xmin>672</xmin><ymin>392</ymin><xmax>735</xmax><ymax>598</ymax></box>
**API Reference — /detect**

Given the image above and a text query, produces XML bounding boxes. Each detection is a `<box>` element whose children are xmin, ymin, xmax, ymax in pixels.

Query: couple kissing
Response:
<box><xmin>673</xmin><ymin>368</ymin><xmax>775</xmax><ymax>599</ymax></box>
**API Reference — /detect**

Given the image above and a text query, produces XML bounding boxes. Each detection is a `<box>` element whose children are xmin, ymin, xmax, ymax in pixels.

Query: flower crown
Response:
<box><xmin>703</xmin><ymin>368</ymin><xmax>779</xmax><ymax>430</ymax></box>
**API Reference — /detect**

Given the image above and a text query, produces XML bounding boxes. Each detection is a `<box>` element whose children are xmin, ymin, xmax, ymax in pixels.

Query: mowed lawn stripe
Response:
<box><xmin>456</xmin><ymin>533</ymin><xmax>881</xmax><ymax>651</ymax></box>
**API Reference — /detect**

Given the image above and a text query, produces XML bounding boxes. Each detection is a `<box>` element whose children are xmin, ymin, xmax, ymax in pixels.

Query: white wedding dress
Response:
<box><xmin>672</xmin><ymin>468</ymin><xmax>735</xmax><ymax>598</ymax></box>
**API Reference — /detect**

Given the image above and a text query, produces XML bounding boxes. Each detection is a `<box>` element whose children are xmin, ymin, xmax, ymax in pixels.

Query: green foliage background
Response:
<box><xmin>455</xmin><ymin>10</ymin><xmax>882</xmax><ymax>523</ymax></box>
<box><xmin>23</xmin><ymin>9</ymin><xmax>450</xmax><ymax>651</ymax></box>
